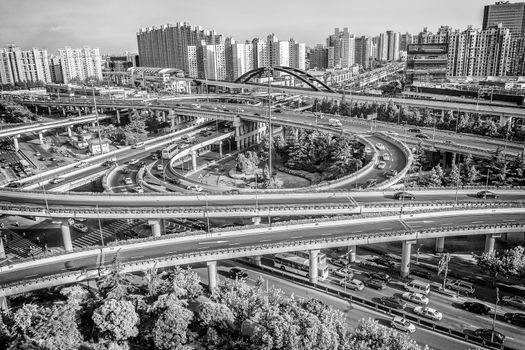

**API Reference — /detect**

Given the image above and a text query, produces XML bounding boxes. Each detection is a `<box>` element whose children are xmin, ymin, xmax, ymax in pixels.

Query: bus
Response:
<box><xmin>19</xmin><ymin>159</ymin><xmax>32</xmax><ymax>175</ymax></box>
<box><xmin>292</xmin><ymin>250</ymin><xmax>327</xmax><ymax>265</ymax></box>
<box><xmin>162</xmin><ymin>142</ymin><xmax>180</xmax><ymax>160</ymax></box>
<box><xmin>273</xmin><ymin>253</ymin><xmax>329</xmax><ymax>280</ymax></box>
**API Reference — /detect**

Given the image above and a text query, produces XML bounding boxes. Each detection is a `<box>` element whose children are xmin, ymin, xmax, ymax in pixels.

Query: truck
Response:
<box><xmin>329</xmin><ymin>118</ymin><xmax>342</xmax><ymax>127</ymax></box>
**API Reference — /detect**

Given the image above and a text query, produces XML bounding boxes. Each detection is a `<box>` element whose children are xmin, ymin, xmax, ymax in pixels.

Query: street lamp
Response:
<box><xmin>491</xmin><ymin>287</ymin><xmax>499</xmax><ymax>343</ymax></box>
<box><xmin>264</xmin><ymin>66</ymin><xmax>273</xmax><ymax>180</ymax></box>
<box><xmin>90</xmin><ymin>81</ymin><xmax>104</xmax><ymax>155</ymax></box>
<box><xmin>95</xmin><ymin>204</ymin><xmax>105</xmax><ymax>247</ymax></box>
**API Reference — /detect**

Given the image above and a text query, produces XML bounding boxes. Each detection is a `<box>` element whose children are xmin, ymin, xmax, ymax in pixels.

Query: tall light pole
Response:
<box><xmin>91</xmin><ymin>81</ymin><xmax>104</xmax><ymax>155</ymax></box>
<box><xmin>491</xmin><ymin>287</ymin><xmax>499</xmax><ymax>343</ymax></box>
<box><xmin>95</xmin><ymin>204</ymin><xmax>105</xmax><ymax>247</ymax></box>
<box><xmin>265</xmin><ymin>66</ymin><xmax>273</xmax><ymax>180</ymax></box>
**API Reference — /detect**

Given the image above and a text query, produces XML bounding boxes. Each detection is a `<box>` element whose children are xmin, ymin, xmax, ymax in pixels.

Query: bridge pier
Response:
<box><xmin>0</xmin><ymin>237</ymin><xmax>6</xmax><ymax>259</ymax></box>
<box><xmin>348</xmin><ymin>245</ymin><xmax>357</xmax><ymax>263</ymax></box>
<box><xmin>251</xmin><ymin>216</ymin><xmax>261</xmax><ymax>225</ymax></box>
<box><xmin>309</xmin><ymin>249</ymin><xmax>319</xmax><ymax>283</ymax></box>
<box><xmin>500</xmin><ymin>114</ymin><xmax>511</xmax><ymax>127</ymax></box>
<box><xmin>63</xmin><ymin>107</ymin><xmax>67</xmax><ymax>117</ymax></box>
<box><xmin>61</xmin><ymin>223</ymin><xmax>73</xmax><ymax>252</ymax></box>
<box><xmin>219</xmin><ymin>140</ymin><xmax>223</xmax><ymax>158</ymax></box>
<box><xmin>207</xmin><ymin>260</ymin><xmax>217</xmax><ymax>291</ymax></box>
<box><xmin>38</xmin><ymin>131</ymin><xmax>45</xmax><ymax>145</ymax></box>
<box><xmin>148</xmin><ymin>219</ymin><xmax>162</xmax><ymax>237</ymax></box>
<box><xmin>116</xmin><ymin>109</ymin><xmax>121</xmax><ymax>124</ymax></box>
<box><xmin>191</xmin><ymin>150</ymin><xmax>197</xmax><ymax>171</ymax></box>
<box><xmin>13</xmin><ymin>135</ymin><xmax>19</xmax><ymax>151</ymax></box>
<box><xmin>435</xmin><ymin>237</ymin><xmax>445</xmax><ymax>253</ymax></box>
<box><xmin>67</xmin><ymin>127</ymin><xmax>72</xmax><ymax>137</ymax></box>
<box><xmin>484</xmin><ymin>234</ymin><xmax>500</xmax><ymax>254</ymax></box>
<box><xmin>253</xmin><ymin>255</ymin><xmax>262</xmax><ymax>266</ymax></box>
<box><xmin>400</xmin><ymin>240</ymin><xmax>415</xmax><ymax>277</ymax></box>
<box><xmin>47</xmin><ymin>106</ymin><xmax>52</xmax><ymax>115</ymax></box>
<box><xmin>0</xmin><ymin>296</ymin><xmax>8</xmax><ymax>314</ymax></box>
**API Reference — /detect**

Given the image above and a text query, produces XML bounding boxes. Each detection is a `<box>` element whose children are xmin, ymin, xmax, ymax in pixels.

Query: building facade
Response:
<box><xmin>405</xmin><ymin>43</ymin><xmax>448</xmax><ymax>84</ymax></box>
<box><xmin>483</xmin><ymin>1</ymin><xmax>525</xmax><ymax>36</ymax></box>
<box><xmin>0</xmin><ymin>45</ymin><xmax>51</xmax><ymax>85</ymax></box>
<box><xmin>327</xmin><ymin>28</ymin><xmax>355</xmax><ymax>68</ymax></box>
<box><xmin>58</xmin><ymin>47</ymin><xmax>103</xmax><ymax>83</ymax></box>
<box><xmin>355</xmin><ymin>36</ymin><xmax>371</xmax><ymax>69</ymax></box>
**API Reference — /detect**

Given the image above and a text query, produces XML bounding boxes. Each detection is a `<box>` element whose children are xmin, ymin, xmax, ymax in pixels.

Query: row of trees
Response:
<box><xmin>275</xmin><ymin>130</ymin><xmax>367</xmax><ymax>181</ymax></box>
<box><xmin>475</xmin><ymin>245</ymin><xmax>525</xmax><ymax>277</ymax></box>
<box><xmin>0</xmin><ymin>100</ymin><xmax>36</xmax><ymax>124</ymax></box>
<box><xmin>0</xmin><ymin>262</ymin><xmax>429</xmax><ymax>350</ymax></box>
<box><xmin>312</xmin><ymin>98</ymin><xmax>525</xmax><ymax>142</ymax></box>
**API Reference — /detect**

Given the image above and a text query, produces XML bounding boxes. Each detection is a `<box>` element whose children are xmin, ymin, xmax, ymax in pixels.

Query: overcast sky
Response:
<box><xmin>0</xmin><ymin>0</ymin><xmax>499</xmax><ymax>54</ymax></box>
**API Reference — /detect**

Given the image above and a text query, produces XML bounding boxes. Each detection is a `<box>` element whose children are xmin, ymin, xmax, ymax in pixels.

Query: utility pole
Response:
<box><xmin>265</xmin><ymin>66</ymin><xmax>273</xmax><ymax>181</ymax></box>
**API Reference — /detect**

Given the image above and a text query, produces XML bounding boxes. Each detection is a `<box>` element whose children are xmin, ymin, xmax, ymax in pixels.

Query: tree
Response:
<box><xmin>466</xmin><ymin>164</ymin><xmax>480</xmax><ymax>185</ymax></box>
<box><xmin>475</xmin><ymin>246</ymin><xmax>525</xmax><ymax>277</ymax></box>
<box><xmin>348</xmin><ymin>318</ymin><xmax>426</xmax><ymax>350</ymax></box>
<box><xmin>32</xmin><ymin>303</ymin><xmax>83</xmax><ymax>350</ymax></box>
<box><xmin>151</xmin><ymin>298</ymin><xmax>193</xmax><ymax>350</ymax></box>
<box><xmin>438</xmin><ymin>253</ymin><xmax>451</xmax><ymax>291</ymax></box>
<box><xmin>426</xmin><ymin>167</ymin><xmax>442</xmax><ymax>187</ymax></box>
<box><xmin>199</xmin><ymin>300</ymin><xmax>235</xmax><ymax>330</ymax></box>
<box><xmin>447</xmin><ymin>163</ymin><xmax>461</xmax><ymax>187</ymax></box>
<box><xmin>92</xmin><ymin>299</ymin><xmax>139</xmax><ymax>345</ymax></box>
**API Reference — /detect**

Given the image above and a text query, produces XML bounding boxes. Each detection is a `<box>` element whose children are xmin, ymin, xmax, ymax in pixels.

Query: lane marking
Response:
<box><xmin>471</xmin><ymin>221</ymin><xmax>484</xmax><ymax>224</ymax></box>
<box><xmin>229</xmin><ymin>243</ymin><xmax>240</xmax><ymax>246</ymax></box>
<box><xmin>353</xmin><ymin>230</ymin><xmax>363</xmax><ymax>233</ymax></box>
<box><xmin>503</xmin><ymin>219</ymin><xmax>515</xmax><ymax>222</ymax></box>
<box><xmin>259</xmin><ymin>239</ymin><xmax>272</xmax><ymax>242</ymax></box>
<box><xmin>440</xmin><ymin>223</ymin><xmax>454</xmax><ymax>226</ymax></box>
<box><xmin>25</xmin><ymin>274</ymin><xmax>39</xmax><ymax>278</ymax></box>
<box><xmin>380</xmin><ymin>227</ymin><xmax>392</xmax><ymax>231</ymax></box>
<box><xmin>197</xmin><ymin>247</ymin><xmax>209</xmax><ymax>250</ymax></box>
<box><xmin>290</xmin><ymin>236</ymin><xmax>303</xmax><ymax>239</ymax></box>
<box><xmin>198</xmin><ymin>240</ymin><xmax>228</xmax><ymax>244</ymax></box>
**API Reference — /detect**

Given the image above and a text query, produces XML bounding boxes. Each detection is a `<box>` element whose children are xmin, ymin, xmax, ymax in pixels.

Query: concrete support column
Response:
<box><xmin>77</xmin><ymin>109</ymin><xmax>82</xmax><ymax>117</ymax></box>
<box><xmin>148</xmin><ymin>219</ymin><xmax>162</xmax><ymax>237</ymax></box>
<box><xmin>47</xmin><ymin>106</ymin><xmax>52</xmax><ymax>115</ymax></box>
<box><xmin>309</xmin><ymin>249</ymin><xmax>319</xmax><ymax>283</ymax></box>
<box><xmin>116</xmin><ymin>109</ymin><xmax>121</xmax><ymax>124</ymax></box>
<box><xmin>13</xmin><ymin>136</ymin><xmax>19</xmax><ymax>152</ymax></box>
<box><xmin>219</xmin><ymin>140</ymin><xmax>223</xmax><ymax>158</ymax></box>
<box><xmin>67</xmin><ymin>127</ymin><xmax>72</xmax><ymax>137</ymax></box>
<box><xmin>253</xmin><ymin>255</ymin><xmax>262</xmax><ymax>266</ymax></box>
<box><xmin>484</xmin><ymin>234</ymin><xmax>500</xmax><ymax>254</ymax></box>
<box><xmin>500</xmin><ymin>114</ymin><xmax>511</xmax><ymax>127</ymax></box>
<box><xmin>63</xmin><ymin>107</ymin><xmax>67</xmax><ymax>117</ymax></box>
<box><xmin>252</xmin><ymin>216</ymin><xmax>261</xmax><ymax>225</ymax></box>
<box><xmin>348</xmin><ymin>245</ymin><xmax>357</xmax><ymax>263</ymax></box>
<box><xmin>235</xmin><ymin>126</ymin><xmax>241</xmax><ymax>150</ymax></box>
<box><xmin>400</xmin><ymin>240</ymin><xmax>415</xmax><ymax>277</ymax></box>
<box><xmin>0</xmin><ymin>237</ymin><xmax>6</xmax><ymax>259</ymax></box>
<box><xmin>435</xmin><ymin>237</ymin><xmax>445</xmax><ymax>253</ymax></box>
<box><xmin>92</xmin><ymin>122</ymin><xmax>96</xmax><ymax>128</ymax></box>
<box><xmin>191</xmin><ymin>150</ymin><xmax>197</xmax><ymax>171</ymax></box>
<box><xmin>38</xmin><ymin>132</ymin><xmax>44</xmax><ymax>145</ymax></box>
<box><xmin>207</xmin><ymin>260</ymin><xmax>217</xmax><ymax>290</ymax></box>
<box><xmin>61</xmin><ymin>223</ymin><xmax>73</xmax><ymax>252</ymax></box>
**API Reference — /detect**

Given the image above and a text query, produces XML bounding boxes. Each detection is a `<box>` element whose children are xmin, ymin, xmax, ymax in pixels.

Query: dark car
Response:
<box><xmin>228</xmin><ymin>267</ymin><xmax>248</xmax><ymax>280</ymax></box>
<box><xmin>476</xmin><ymin>190</ymin><xmax>499</xmax><ymax>199</ymax></box>
<box><xmin>364</xmin><ymin>278</ymin><xmax>387</xmax><ymax>290</ymax></box>
<box><xmin>408</xmin><ymin>128</ymin><xmax>421</xmax><ymax>133</ymax></box>
<box><xmin>504</xmin><ymin>313</ymin><xmax>525</xmax><ymax>327</ymax></box>
<box><xmin>462</xmin><ymin>301</ymin><xmax>491</xmax><ymax>315</ymax></box>
<box><xmin>380</xmin><ymin>296</ymin><xmax>407</xmax><ymax>310</ymax></box>
<box><xmin>330</xmin><ymin>258</ymin><xmax>349</xmax><ymax>268</ymax></box>
<box><xmin>409</xmin><ymin>269</ymin><xmax>432</xmax><ymax>280</ymax></box>
<box><xmin>372</xmin><ymin>257</ymin><xmax>395</xmax><ymax>269</ymax></box>
<box><xmin>474</xmin><ymin>328</ymin><xmax>506</xmax><ymax>344</ymax></box>
<box><xmin>363</xmin><ymin>179</ymin><xmax>378</xmax><ymax>189</ymax></box>
<box><xmin>415</xmin><ymin>133</ymin><xmax>429</xmax><ymax>139</ymax></box>
<box><xmin>370</xmin><ymin>272</ymin><xmax>391</xmax><ymax>283</ymax></box>
<box><xmin>394</xmin><ymin>191</ymin><xmax>415</xmax><ymax>200</ymax></box>
<box><xmin>384</xmin><ymin>169</ymin><xmax>398</xmax><ymax>178</ymax></box>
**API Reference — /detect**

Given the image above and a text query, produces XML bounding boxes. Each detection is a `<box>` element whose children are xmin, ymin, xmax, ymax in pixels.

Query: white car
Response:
<box><xmin>124</xmin><ymin>177</ymin><xmax>133</xmax><ymax>185</ymax></box>
<box><xmin>501</xmin><ymin>295</ymin><xmax>525</xmax><ymax>309</ymax></box>
<box><xmin>446</xmin><ymin>280</ymin><xmax>475</xmax><ymax>294</ymax></box>
<box><xmin>377</xmin><ymin>161</ymin><xmax>386</xmax><ymax>169</ymax></box>
<box><xmin>187</xmin><ymin>185</ymin><xmax>203</xmax><ymax>192</ymax></box>
<box><xmin>128</xmin><ymin>159</ymin><xmax>138</xmax><ymax>165</ymax></box>
<box><xmin>333</xmin><ymin>266</ymin><xmax>353</xmax><ymax>278</ymax></box>
<box><xmin>386</xmin><ymin>131</ymin><xmax>399</xmax><ymax>136</ymax></box>
<box><xmin>49</xmin><ymin>177</ymin><xmax>65</xmax><ymax>184</ymax></box>
<box><xmin>382</xmin><ymin>153</ymin><xmax>391</xmax><ymax>161</ymax></box>
<box><xmin>413</xmin><ymin>306</ymin><xmax>442</xmax><ymax>321</ymax></box>
<box><xmin>75</xmin><ymin>161</ymin><xmax>88</xmax><ymax>168</ymax></box>
<box><xmin>340</xmin><ymin>278</ymin><xmax>364</xmax><ymax>291</ymax></box>
<box><xmin>72</xmin><ymin>223</ymin><xmax>88</xmax><ymax>233</ymax></box>
<box><xmin>375</xmin><ymin>143</ymin><xmax>385</xmax><ymax>150</ymax></box>
<box><xmin>156</xmin><ymin>164</ymin><xmax>164</xmax><ymax>171</ymax></box>
<box><xmin>391</xmin><ymin>316</ymin><xmax>416</xmax><ymax>333</ymax></box>
<box><xmin>402</xmin><ymin>292</ymin><xmax>429</xmax><ymax>305</ymax></box>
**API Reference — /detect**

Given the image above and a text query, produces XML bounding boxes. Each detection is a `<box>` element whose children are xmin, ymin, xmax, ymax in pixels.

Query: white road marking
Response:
<box><xmin>440</xmin><ymin>223</ymin><xmax>454</xmax><ymax>226</ymax></box>
<box><xmin>229</xmin><ymin>243</ymin><xmax>240</xmax><ymax>246</ymax></box>
<box><xmin>290</xmin><ymin>236</ymin><xmax>303</xmax><ymax>239</ymax></box>
<box><xmin>259</xmin><ymin>239</ymin><xmax>272</xmax><ymax>242</ymax></box>
<box><xmin>380</xmin><ymin>227</ymin><xmax>392</xmax><ymax>231</ymax></box>
<box><xmin>197</xmin><ymin>247</ymin><xmax>209</xmax><ymax>250</ymax></box>
<box><xmin>471</xmin><ymin>221</ymin><xmax>484</xmax><ymax>224</ymax></box>
<box><xmin>503</xmin><ymin>219</ymin><xmax>515</xmax><ymax>222</ymax></box>
<box><xmin>134</xmin><ymin>255</ymin><xmax>144</xmax><ymax>258</ymax></box>
<box><xmin>198</xmin><ymin>240</ymin><xmax>228</xmax><ymax>244</ymax></box>
<box><xmin>353</xmin><ymin>230</ymin><xmax>363</xmax><ymax>233</ymax></box>
<box><xmin>25</xmin><ymin>274</ymin><xmax>39</xmax><ymax>278</ymax></box>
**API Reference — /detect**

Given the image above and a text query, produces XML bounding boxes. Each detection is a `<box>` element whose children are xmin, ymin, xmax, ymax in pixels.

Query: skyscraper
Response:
<box><xmin>58</xmin><ymin>47</ymin><xmax>102</xmax><ymax>83</ymax></box>
<box><xmin>483</xmin><ymin>2</ymin><xmax>525</xmax><ymax>36</ymax></box>
<box><xmin>327</xmin><ymin>28</ymin><xmax>355</xmax><ymax>68</ymax></box>
<box><xmin>0</xmin><ymin>45</ymin><xmax>51</xmax><ymax>85</ymax></box>
<box><xmin>288</xmin><ymin>39</ymin><xmax>306</xmax><ymax>70</ymax></box>
<box><xmin>355</xmin><ymin>36</ymin><xmax>371</xmax><ymax>69</ymax></box>
<box><xmin>386</xmin><ymin>31</ymin><xmax>400</xmax><ymax>61</ymax></box>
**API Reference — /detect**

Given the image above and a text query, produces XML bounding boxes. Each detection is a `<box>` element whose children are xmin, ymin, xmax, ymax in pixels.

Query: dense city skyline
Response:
<box><xmin>0</xmin><ymin>0</ymin><xmax>500</xmax><ymax>54</ymax></box>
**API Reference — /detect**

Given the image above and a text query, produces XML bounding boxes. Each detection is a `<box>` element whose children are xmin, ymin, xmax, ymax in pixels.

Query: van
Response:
<box><xmin>132</xmin><ymin>142</ymin><xmax>145</xmax><ymax>149</ymax></box>
<box><xmin>329</xmin><ymin>118</ymin><xmax>342</xmax><ymax>127</ymax></box>
<box><xmin>405</xmin><ymin>280</ymin><xmax>430</xmax><ymax>295</ymax></box>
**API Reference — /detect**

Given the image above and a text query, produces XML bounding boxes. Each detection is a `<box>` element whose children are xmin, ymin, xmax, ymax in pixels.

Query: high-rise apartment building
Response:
<box><xmin>483</xmin><ymin>1</ymin><xmax>525</xmax><ymax>36</ymax></box>
<box><xmin>406</xmin><ymin>43</ymin><xmax>448</xmax><ymax>84</ymax></box>
<box><xmin>355</xmin><ymin>36</ymin><xmax>371</xmax><ymax>69</ymax></box>
<box><xmin>0</xmin><ymin>45</ymin><xmax>51</xmax><ymax>85</ymax></box>
<box><xmin>309</xmin><ymin>47</ymin><xmax>329</xmax><ymax>69</ymax></box>
<box><xmin>49</xmin><ymin>56</ymin><xmax>63</xmax><ymax>83</ymax></box>
<box><xmin>58</xmin><ymin>47</ymin><xmax>102</xmax><ymax>83</ymax></box>
<box><xmin>377</xmin><ymin>33</ymin><xmax>388</xmax><ymax>61</ymax></box>
<box><xmin>199</xmin><ymin>43</ymin><xmax>226</xmax><ymax>80</ymax></box>
<box><xmin>288</xmin><ymin>39</ymin><xmax>306</xmax><ymax>70</ymax></box>
<box><xmin>386</xmin><ymin>31</ymin><xmax>400</xmax><ymax>61</ymax></box>
<box><xmin>327</xmin><ymin>28</ymin><xmax>355</xmax><ymax>68</ymax></box>
<box><xmin>400</xmin><ymin>33</ymin><xmax>413</xmax><ymax>52</ymax></box>
<box><xmin>252</xmin><ymin>38</ymin><xmax>268</xmax><ymax>69</ymax></box>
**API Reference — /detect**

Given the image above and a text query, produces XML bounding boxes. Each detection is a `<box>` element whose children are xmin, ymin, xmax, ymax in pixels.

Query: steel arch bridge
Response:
<box><xmin>235</xmin><ymin>66</ymin><xmax>336</xmax><ymax>93</ymax></box>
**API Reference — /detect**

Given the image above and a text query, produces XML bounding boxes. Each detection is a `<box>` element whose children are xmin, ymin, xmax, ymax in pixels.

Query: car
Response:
<box><xmin>156</xmin><ymin>164</ymin><xmax>164</xmax><ymax>171</ymax></box>
<box><xmin>131</xmin><ymin>142</ymin><xmax>145</xmax><ymax>149</ymax></box>
<box><xmin>462</xmin><ymin>301</ymin><xmax>490</xmax><ymax>315</ymax></box>
<box><xmin>151</xmin><ymin>154</ymin><xmax>158</xmax><ymax>160</ymax></box>
<box><xmin>473</xmin><ymin>329</ymin><xmax>506</xmax><ymax>344</ymax></box>
<box><xmin>382</xmin><ymin>153</ymin><xmax>391</xmax><ymax>161</ymax></box>
<box><xmin>75</xmin><ymin>161</ymin><xmax>88</xmax><ymax>168</ymax></box>
<box><xmin>372</xmin><ymin>257</ymin><xmax>395</xmax><ymax>269</ymax></box>
<box><xmin>501</xmin><ymin>295</ymin><xmax>525</xmax><ymax>309</ymax></box>
<box><xmin>6</xmin><ymin>182</ymin><xmax>22</xmax><ymax>188</ymax></box>
<box><xmin>386</xmin><ymin>131</ymin><xmax>399</xmax><ymax>136</ymax></box>
<box><xmin>124</xmin><ymin>177</ymin><xmax>133</xmax><ymax>185</ymax></box>
<box><xmin>375</xmin><ymin>143</ymin><xmax>385</xmax><ymax>150</ymax></box>
<box><xmin>72</xmin><ymin>223</ymin><xmax>88</xmax><ymax>233</ymax></box>
<box><xmin>409</xmin><ymin>269</ymin><xmax>432</xmax><ymax>280</ymax></box>
<box><xmin>370</xmin><ymin>271</ymin><xmax>391</xmax><ymax>282</ymax></box>
<box><xmin>377</xmin><ymin>161</ymin><xmax>386</xmax><ymax>170</ymax></box>
<box><xmin>394</xmin><ymin>191</ymin><xmax>415</xmax><ymax>200</ymax></box>
<box><xmin>34</xmin><ymin>152</ymin><xmax>41</xmax><ymax>156</ymax></box>
<box><xmin>49</xmin><ymin>157</ymin><xmax>56</xmax><ymax>161</ymax></box>
<box><xmin>75</xmin><ymin>218</ymin><xmax>88</xmax><ymax>222</ymax></box>
<box><xmin>504</xmin><ymin>312</ymin><xmax>525</xmax><ymax>327</ymax></box>
<box><xmin>447</xmin><ymin>280</ymin><xmax>475</xmax><ymax>294</ymax></box>
<box><xmin>384</xmin><ymin>169</ymin><xmax>398</xmax><ymax>178</ymax></box>
<box><xmin>415</xmin><ymin>133</ymin><xmax>429</xmax><ymax>139</ymax></box>
<box><xmin>333</xmin><ymin>266</ymin><xmax>353</xmax><ymax>279</ymax></box>
<box><xmin>364</xmin><ymin>278</ymin><xmax>386</xmax><ymax>290</ymax></box>
<box><xmin>402</xmin><ymin>292</ymin><xmax>429</xmax><ymax>305</ymax></box>
<box><xmin>121</xmin><ymin>168</ymin><xmax>130</xmax><ymax>174</ymax></box>
<box><xmin>138</xmin><ymin>161</ymin><xmax>146</xmax><ymax>167</ymax></box>
<box><xmin>476</xmin><ymin>190</ymin><xmax>499</xmax><ymax>199</ymax></box>
<box><xmin>408</xmin><ymin>127</ymin><xmax>421</xmax><ymax>133</ymax></box>
<box><xmin>128</xmin><ymin>159</ymin><xmax>138</xmax><ymax>165</ymax></box>
<box><xmin>330</xmin><ymin>258</ymin><xmax>350</xmax><ymax>268</ymax></box>
<box><xmin>364</xmin><ymin>146</ymin><xmax>372</xmax><ymax>153</ymax></box>
<box><xmin>380</xmin><ymin>296</ymin><xmax>407</xmax><ymax>310</ymax></box>
<box><xmin>133</xmin><ymin>186</ymin><xmax>144</xmax><ymax>193</ymax></box>
<box><xmin>413</xmin><ymin>306</ymin><xmax>443</xmax><ymax>321</ymax></box>
<box><xmin>186</xmin><ymin>185</ymin><xmax>203</xmax><ymax>192</ymax></box>
<box><xmin>391</xmin><ymin>316</ymin><xmax>416</xmax><ymax>333</ymax></box>
<box><xmin>228</xmin><ymin>267</ymin><xmax>248</xmax><ymax>280</ymax></box>
<box><xmin>340</xmin><ymin>278</ymin><xmax>364</xmax><ymax>291</ymax></box>
<box><xmin>49</xmin><ymin>177</ymin><xmax>65</xmax><ymax>184</ymax></box>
